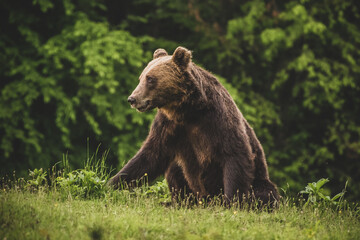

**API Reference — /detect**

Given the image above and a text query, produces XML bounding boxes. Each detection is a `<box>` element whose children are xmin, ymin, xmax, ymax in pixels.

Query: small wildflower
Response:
<box><xmin>54</xmin><ymin>203</ymin><xmax>58</xmax><ymax>207</ymax></box>
<box><xmin>144</xmin><ymin>173</ymin><xmax>148</xmax><ymax>176</ymax></box>
<box><xmin>199</xmin><ymin>201</ymin><xmax>203</xmax><ymax>205</ymax></box>
<box><xmin>339</xmin><ymin>210</ymin><xmax>342</xmax><ymax>214</ymax></box>
<box><xmin>233</xmin><ymin>211</ymin><xmax>238</xmax><ymax>215</ymax></box>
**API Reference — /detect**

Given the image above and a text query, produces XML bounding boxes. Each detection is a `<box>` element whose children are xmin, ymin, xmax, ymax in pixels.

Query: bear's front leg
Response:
<box><xmin>107</xmin><ymin>144</ymin><xmax>166</xmax><ymax>189</ymax></box>
<box><xmin>108</xmin><ymin>113</ymin><xmax>173</xmax><ymax>189</ymax></box>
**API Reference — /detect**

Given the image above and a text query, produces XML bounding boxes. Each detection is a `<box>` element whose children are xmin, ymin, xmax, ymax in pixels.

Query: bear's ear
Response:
<box><xmin>172</xmin><ymin>46</ymin><xmax>192</xmax><ymax>70</ymax></box>
<box><xmin>153</xmin><ymin>48</ymin><xmax>168</xmax><ymax>59</ymax></box>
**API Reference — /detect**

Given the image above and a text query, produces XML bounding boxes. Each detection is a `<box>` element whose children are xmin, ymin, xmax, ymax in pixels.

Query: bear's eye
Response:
<box><xmin>146</xmin><ymin>76</ymin><xmax>156</xmax><ymax>85</ymax></box>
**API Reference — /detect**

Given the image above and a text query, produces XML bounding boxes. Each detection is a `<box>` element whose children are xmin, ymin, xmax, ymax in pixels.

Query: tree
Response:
<box><xmin>0</xmin><ymin>0</ymin><xmax>153</xmax><ymax>175</ymax></box>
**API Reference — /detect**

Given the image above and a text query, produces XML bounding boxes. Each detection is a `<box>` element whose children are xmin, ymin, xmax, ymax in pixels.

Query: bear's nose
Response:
<box><xmin>127</xmin><ymin>96</ymin><xmax>136</xmax><ymax>105</ymax></box>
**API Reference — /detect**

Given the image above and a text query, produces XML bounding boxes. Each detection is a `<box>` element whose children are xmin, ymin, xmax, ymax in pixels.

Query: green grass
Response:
<box><xmin>1</xmin><ymin>156</ymin><xmax>359</xmax><ymax>240</ymax></box>
<box><xmin>1</xmin><ymin>187</ymin><xmax>359</xmax><ymax>240</ymax></box>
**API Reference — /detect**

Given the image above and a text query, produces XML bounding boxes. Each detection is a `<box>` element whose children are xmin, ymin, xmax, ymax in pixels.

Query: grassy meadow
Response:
<box><xmin>1</xmin><ymin>169</ymin><xmax>359</xmax><ymax>240</ymax></box>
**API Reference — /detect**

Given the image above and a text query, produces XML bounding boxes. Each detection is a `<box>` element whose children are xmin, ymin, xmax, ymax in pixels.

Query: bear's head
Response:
<box><xmin>127</xmin><ymin>46</ymin><xmax>192</xmax><ymax>112</ymax></box>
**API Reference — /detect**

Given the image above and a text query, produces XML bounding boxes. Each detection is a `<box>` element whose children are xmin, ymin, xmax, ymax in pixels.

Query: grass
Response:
<box><xmin>1</xmin><ymin>186</ymin><xmax>360</xmax><ymax>240</ymax></box>
<box><xmin>1</xmin><ymin>152</ymin><xmax>359</xmax><ymax>240</ymax></box>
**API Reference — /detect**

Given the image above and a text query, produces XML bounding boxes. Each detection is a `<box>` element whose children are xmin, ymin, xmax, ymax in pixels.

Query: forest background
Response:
<box><xmin>1</xmin><ymin>0</ymin><xmax>359</xmax><ymax>201</ymax></box>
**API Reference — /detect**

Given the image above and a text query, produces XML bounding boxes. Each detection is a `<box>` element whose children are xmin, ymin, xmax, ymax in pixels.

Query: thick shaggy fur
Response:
<box><xmin>108</xmin><ymin>47</ymin><xmax>279</xmax><ymax>205</ymax></box>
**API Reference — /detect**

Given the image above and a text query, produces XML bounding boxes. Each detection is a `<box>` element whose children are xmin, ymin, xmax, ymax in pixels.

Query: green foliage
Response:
<box><xmin>0</xmin><ymin>0</ymin><xmax>154</xmax><ymax>175</ymax></box>
<box><xmin>54</xmin><ymin>147</ymin><xmax>112</xmax><ymax>199</ymax></box>
<box><xmin>55</xmin><ymin>169</ymin><xmax>106</xmax><ymax>199</ymax></box>
<box><xmin>26</xmin><ymin>168</ymin><xmax>47</xmax><ymax>189</ymax></box>
<box><xmin>22</xmin><ymin>149</ymin><xmax>171</xmax><ymax>200</ymax></box>
<box><xmin>142</xmin><ymin>178</ymin><xmax>171</xmax><ymax>203</ymax></box>
<box><xmin>23</xmin><ymin>146</ymin><xmax>112</xmax><ymax>199</ymax></box>
<box><xmin>300</xmin><ymin>178</ymin><xmax>346</xmax><ymax>208</ymax></box>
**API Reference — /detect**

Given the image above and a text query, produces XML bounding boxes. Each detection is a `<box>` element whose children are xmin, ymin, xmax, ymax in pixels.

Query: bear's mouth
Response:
<box><xmin>136</xmin><ymin>100</ymin><xmax>153</xmax><ymax>112</ymax></box>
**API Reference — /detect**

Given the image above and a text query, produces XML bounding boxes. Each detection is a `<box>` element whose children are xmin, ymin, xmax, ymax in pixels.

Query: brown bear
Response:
<box><xmin>108</xmin><ymin>46</ymin><xmax>279</xmax><ymax>205</ymax></box>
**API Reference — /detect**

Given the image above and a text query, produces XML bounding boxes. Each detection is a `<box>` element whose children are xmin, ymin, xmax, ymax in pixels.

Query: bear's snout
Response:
<box><xmin>127</xmin><ymin>96</ymin><xmax>136</xmax><ymax>105</ymax></box>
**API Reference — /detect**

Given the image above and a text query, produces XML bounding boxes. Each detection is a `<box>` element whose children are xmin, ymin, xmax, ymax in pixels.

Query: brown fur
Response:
<box><xmin>108</xmin><ymin>46</ymin><xmax>279</xmax><ymax>206</ymax></box>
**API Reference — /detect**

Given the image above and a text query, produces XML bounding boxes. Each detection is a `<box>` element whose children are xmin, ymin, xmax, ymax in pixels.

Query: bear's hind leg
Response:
<box><xmin>223</xmin><ymin>160</ymin><xmax>254</xmax><ymax>205</ymax></box>
<box><xmin>252</xmin><ymin>178</ymin><xmax>280</xmax><ymax>208</ymax></box>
